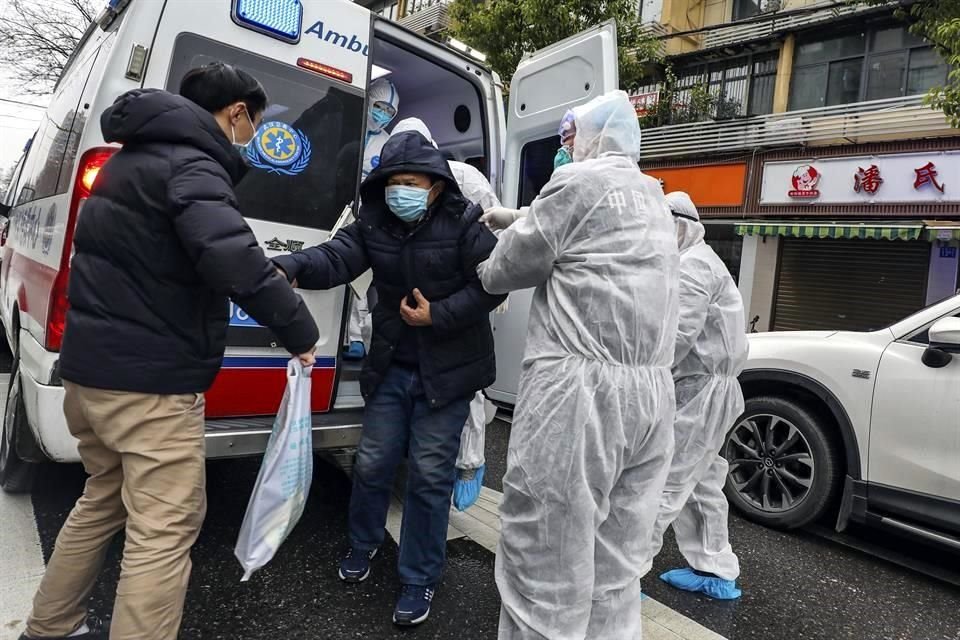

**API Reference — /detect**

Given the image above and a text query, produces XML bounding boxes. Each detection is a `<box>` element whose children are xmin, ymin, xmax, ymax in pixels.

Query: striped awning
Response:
<box><xmin>735</xmin><ymin>224</ymin><xmax>923</xmax><ymax>241</ymax></box>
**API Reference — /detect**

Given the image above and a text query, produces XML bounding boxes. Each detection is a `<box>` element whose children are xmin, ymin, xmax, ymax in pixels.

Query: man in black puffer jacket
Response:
<box><xmin>22</xmin><ymin>64</ymin><xmax>318</xmax><ymax>640</ymax></box>
<box><xmin>274</xmin><ymin>130</ymin><xmax>505</xmax><ymax>627</ymax></box>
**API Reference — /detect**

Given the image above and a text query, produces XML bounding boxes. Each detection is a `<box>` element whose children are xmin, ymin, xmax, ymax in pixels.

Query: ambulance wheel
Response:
<box><xmin>1</xmin><ymin>370</ymin><xmax>37</xmax><ymax>493</ymax></box>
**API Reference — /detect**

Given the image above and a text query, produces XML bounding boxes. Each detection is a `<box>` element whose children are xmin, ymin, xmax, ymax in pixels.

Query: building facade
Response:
<box><xmin>362</xmin><ymin>0</ymin><xmax>959</xmax><ymax>332</ymax></box>
<box><xmin>636</xmin><ymin>0</ymin><xmax>958</xmax><ymax>332</ymax></box>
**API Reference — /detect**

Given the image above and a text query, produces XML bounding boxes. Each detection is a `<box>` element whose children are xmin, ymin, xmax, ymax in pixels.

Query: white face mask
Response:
<box><xmin>231</xmin><ymin>108</ymin><xmax>256</xmax><ymax>153</ymax></box>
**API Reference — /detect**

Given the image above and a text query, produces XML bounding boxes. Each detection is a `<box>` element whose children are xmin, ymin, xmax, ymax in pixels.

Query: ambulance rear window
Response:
<box><xmin>167</xmin><ymin>34</ymin><xmax>364</xmax><ymax>231</ymax></box>
<box><xmin>518</xmin><ymin>135</ymin><xmax>560</xmax><ymax>208</ymax></box>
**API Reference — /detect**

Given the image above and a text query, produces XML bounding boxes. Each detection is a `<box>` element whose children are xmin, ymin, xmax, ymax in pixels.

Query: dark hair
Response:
<box><xmin>179</xmin><ymin>62</ymin><xmax>268</xmax><ymax>116</ymax></box>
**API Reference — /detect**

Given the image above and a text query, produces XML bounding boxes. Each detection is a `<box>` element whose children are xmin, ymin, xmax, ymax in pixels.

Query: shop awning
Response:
<box><xmin>735</xmin><ymin>223</ymin><xmax>924</xmax><ymax>241</ymax></box>
<box><xmin>925</xmin><ymin>221</ymin><xmax>960</xmax><ymax>241</ymax></box>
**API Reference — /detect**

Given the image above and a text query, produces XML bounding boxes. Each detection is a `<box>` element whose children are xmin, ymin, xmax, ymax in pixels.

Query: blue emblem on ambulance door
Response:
<box><xmin>247</xmin><ymin>121</ymin><xmax>312</xmax><ymax>176</ymax></box>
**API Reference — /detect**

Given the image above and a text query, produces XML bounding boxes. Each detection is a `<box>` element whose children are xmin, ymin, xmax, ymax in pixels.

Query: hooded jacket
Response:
<box><xmin>60</xmin><ymin>89</ymin><xmax>319</xmax><ymax>394</ymax></box>
<box><xmin>274</xmin><ymin>130</ymin><xmax>505</xmax><ymax>407</ymax></box>
<box><xmin>390</xmin><ymin>117</ymin><xmax>501</xmax><ymax>210</ymax></box>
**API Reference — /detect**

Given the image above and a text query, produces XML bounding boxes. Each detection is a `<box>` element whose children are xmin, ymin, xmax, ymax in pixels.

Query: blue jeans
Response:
<box><xmin>349</xmin><ymin>365</ymin><xmax>470</xmax><ymax>586</ymax></box>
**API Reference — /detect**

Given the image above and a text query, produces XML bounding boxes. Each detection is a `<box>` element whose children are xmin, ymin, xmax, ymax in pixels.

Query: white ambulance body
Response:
<box><xmin>0</xmin><ymin>0</ymin><xmax>618</xmax><ymax>492</ymax></box>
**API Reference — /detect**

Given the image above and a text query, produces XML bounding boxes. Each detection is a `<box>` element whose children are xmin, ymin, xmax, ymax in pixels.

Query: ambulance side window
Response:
<box><xmin>167</xmin><ymin>34</ymin><xmax>366</xmax><ymax>231</ymax></box>
<box><xmin>15</xmin><ymin>44</ymin><xmax>99</xmax><ymax>203</ymax></box>
<box><xmin>14</xmin><ymin>124</ymin><xmax>44</xmax><ymax>205</ymax></box>
<box><xmin>518</xmin><ymin>135</ymin><xmax>560</xmax><ymax>207</ymax></box>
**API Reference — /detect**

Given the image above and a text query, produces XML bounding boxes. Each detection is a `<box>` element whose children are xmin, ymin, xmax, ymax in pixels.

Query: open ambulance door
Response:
<box><xmin>487</xmin><ymin>21</ymin><xmax>619</xmax><ymax>406</ymax></box>
<box><xmin>144</xmin><ymin>0</ymin><xmax>373</xmax><ymax>419</ymax></box>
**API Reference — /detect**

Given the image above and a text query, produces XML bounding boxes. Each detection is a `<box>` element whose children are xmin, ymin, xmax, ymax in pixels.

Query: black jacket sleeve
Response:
<box><xmin>167</xmin><ymin>157</ymin><xmax>319</xmax><ymax>354</ymax></box>
<box><xmin>431</xmin><ymin>213</ymin><xmax>507</xmax><ymax>336</ymax></box>
<box><xmin>272</xmin><ymin>221</ymin><xmax>371</xmax><ymax>290</ymax></box>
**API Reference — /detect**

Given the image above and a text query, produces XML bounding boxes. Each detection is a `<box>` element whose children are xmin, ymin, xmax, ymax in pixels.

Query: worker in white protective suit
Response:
<box><xmin>650</xmin><ymin>191</ymin><xmax>748</xmax><ymax>600</ymax></box>
<box><xmin>390</xmin><ymin>117</ymin><xmax>500</xmax><ymax>511</ymax></box>
<box><xmin>345</xmin><ymin>78</ymin><xmax>401</xmax><ymax>360</ymax></box>
<box><xmin>478</xmin><ymin>91</ymin><xmax>680</xmax><ymax>640</ymax></box>
<box><xmin>362</xmin><ymin>78</ymin><xmax>400</xmax><ymax>180</ymax></box>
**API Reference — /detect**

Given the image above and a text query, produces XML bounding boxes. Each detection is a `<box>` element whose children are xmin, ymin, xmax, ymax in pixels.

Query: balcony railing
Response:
<box><xmin>702</xmin><ymin>1</ymin><xmax>876</xmax><ymax>50</ymax></box>
<box><xmin>637</xmin><ymin>95</ymin><xmax>956</xmax><ymax>160</ymax></box>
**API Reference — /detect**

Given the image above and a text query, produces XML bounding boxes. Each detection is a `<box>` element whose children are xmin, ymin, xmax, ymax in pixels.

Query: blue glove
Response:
<box><xmin>660</xmin><ymin>568</ymin><xmax>742</xmax><ymax>600</ymax></box>
<box><xmin>452</xmin><ymin>464</ymin><xmax>485</xmax><ymax>511</ymax></box>
<box><xmin>343</xmin><ymin>341</ymin><xmax>366</xmax><ymax>360</ymax></box>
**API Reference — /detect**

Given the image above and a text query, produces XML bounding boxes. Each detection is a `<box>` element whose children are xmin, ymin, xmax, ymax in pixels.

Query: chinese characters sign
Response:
<box><xmin>853</xmin><ymin>165</ymin><xmax>883</xmax><ymax>194</ymax></box>
<box><xmin>761</xmin><ymin>152</ymin><xmax>957</xmax><ymax>204</ymax></box>
<box><xmin>913</xmin><ymin>162</ymin><xmax>945</xmax><ymax>193</ymax></box>
<box><xmin>629</xmin><ymin>92</ymin><xmax>659</xmax><ymax>116</ymax></box>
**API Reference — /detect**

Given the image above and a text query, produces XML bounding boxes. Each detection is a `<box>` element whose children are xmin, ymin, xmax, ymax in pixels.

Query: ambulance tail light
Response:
<box><xmin>297</xmin><ymin>58</ymin><xmax>353</xmax><ymax>84</ymax></box>
<box><xmin>46</xmin><ymin>147</ymin><xmax>117</xmax><ymax>352</ymax></box>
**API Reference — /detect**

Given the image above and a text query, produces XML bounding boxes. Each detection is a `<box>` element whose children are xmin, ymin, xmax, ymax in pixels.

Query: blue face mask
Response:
<box><xmin>385</xmin><ymin>185</ymin><xmax>431</xmax><ymax>222</ymax></box>
<box><xmin>371</xmin><ymin>106</ymin><xmax>394</xmax><ymax>130</ymax></box>
<box><xmin>554</xmin><ymin>146</ymin><xmax>573</xmax><ymax>169</ymax></box>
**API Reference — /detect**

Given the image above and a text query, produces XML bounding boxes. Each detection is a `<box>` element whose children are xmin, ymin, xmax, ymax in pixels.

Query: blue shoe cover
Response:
<box><xmin>343</xmin><ymin>341</ymin><xmax>366</xmax><ymax>360</ymax></box>
<box><xmin>453</xmin><ymin>465</ymin><xmax>485</xmax><ymax>511</ymax></box>
<box><xmin>659</xmin><ymin>568</ymin><xmax>742</xmax><ymax>600</ymax></box>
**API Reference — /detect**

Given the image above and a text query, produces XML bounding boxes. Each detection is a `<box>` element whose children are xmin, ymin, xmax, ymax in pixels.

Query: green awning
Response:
<box><xmin>735</xmin><ymin>224</ymin><xmax>923</xmax><ymax>241</ymax></box>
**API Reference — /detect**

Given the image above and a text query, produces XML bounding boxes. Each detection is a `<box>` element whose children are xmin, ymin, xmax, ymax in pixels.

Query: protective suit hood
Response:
<box><xmin>368</xmin><ymin>78</ymin><xmax>399</xmax><ymax>133</ymax></box>
<box><xmin>666</xmin><ymin>191</ymin><xmax>706</xmax><ymax>252</ymax></box>
<box><xmin>392</xmin><ymin>117</ymin><xmax>437</xmax><ymax>148</ymax></box>
<box><xmin>571</xmin><ymin>90</ymin><xmax>642</xmax><ymax>163</ymax></box>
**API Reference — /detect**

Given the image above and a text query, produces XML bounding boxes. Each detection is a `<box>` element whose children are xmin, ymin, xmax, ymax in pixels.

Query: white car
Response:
<box><xmin>727</xmin><ymin>294</ymin><xmax>960</xmax><ymax>550</ymax></box>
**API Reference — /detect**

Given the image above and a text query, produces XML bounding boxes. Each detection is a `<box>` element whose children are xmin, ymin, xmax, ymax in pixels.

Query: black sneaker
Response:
<box><xmin>20</xmin><ymin>616</ymin><xmax>109</xmax><ymax>639</ymax></box>
<box><xmin>393</xmin><ymin>584</ymin><xmax>435</xmax><ymax>627</ymax></box>
<box><xmin>338</xmin><ymin>547</ymin><xmax>378</xmax><ymax>583</ymax></box>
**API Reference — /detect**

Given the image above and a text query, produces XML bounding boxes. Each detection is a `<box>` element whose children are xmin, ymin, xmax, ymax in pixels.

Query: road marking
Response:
<box><xmin>0</xmin><ymin>376</ymin><xmax>44</xmax><ymax>640</ymax></box>
<box><xmin>387</xmin><ymin>481</ymin><xmax>728</xmax><ymax>640</ymax></box>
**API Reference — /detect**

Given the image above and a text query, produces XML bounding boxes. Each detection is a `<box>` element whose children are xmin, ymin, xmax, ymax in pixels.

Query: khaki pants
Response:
<box><xmin>27</xmin><ymin>383</ymin><xmax>207</xmax><ymax>640</ymax></box>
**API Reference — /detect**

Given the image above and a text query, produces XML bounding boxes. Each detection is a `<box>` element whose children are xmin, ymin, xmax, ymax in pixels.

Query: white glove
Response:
<box><xmin>481</xmin><ymin>206</ymin><xmax>526</xmax><ymax>231</ymax></box>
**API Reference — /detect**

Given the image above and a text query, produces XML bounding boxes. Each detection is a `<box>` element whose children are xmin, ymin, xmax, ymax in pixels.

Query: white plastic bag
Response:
<box><xmin>456</xmin><ymin>392</ymin><xmax>486</xmax><ymax>471</ymax></box>
<box><xmin>235</xmin><ymin>359</ymin><xmax>313</xmax><ymax>581</ymax></box>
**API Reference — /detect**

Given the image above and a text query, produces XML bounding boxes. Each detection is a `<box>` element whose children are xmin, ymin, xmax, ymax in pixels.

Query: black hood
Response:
<box><xmin>360</xmin><ymin>130</ymin><xmax>464</xmax><ymax>205</ymax></box>
<box><xmin>100</xmin><ymin>89</ymin><xmax>246</xmax><ymax>183</ymax></box>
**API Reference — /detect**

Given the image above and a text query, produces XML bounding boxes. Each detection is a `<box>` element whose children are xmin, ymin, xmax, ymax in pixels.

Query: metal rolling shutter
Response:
<box><xmin>772</xmin><ymin>238</ymin><xmax>930</xmax><ymax>332</ymax></box>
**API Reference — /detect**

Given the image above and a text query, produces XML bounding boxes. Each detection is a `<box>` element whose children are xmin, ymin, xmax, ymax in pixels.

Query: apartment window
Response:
<box><xmin>404</xmin><ymin>0</ymin><xmax>446</xmax><ymax>17</ymax></box>
<box><xmin>748</xmin><ymin>55</ymin><xmax>779</xmax><ymax>115</ymax></box>
<box><xmin>675</xmin><ymin>51</ymin><xmax>778</xmax><ymax>118</ymax></box>
<box><xmin>376</xmin><ymin>2</ymin><xmax>399</xmax><ymax>20</ymax></box>
<box><xmin>789</xmin><ymin>25</ymin><xmax>949</xmax><ymax>110</ymax></box>
<box><xmin>733</xmin><ymin>0</ymin><xmax>763</xmax><ymax>21</ymax></box>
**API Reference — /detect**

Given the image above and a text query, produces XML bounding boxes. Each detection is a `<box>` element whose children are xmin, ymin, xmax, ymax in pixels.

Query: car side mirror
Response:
<box><xmin>922</xmin><ymin>317</ymin><xmax>960</xmax><ymax>369</ymax></box>
<box><xmin>0</xmin><ymin>203</ymin><xmax>9</xmax><ymax>218</ymax></box>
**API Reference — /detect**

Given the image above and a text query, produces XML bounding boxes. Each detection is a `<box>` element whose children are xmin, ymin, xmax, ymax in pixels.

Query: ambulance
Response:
<box><xmin>0</xmin><ymin>0</ymin><xmax>618</xmax><ymax>492</ymax></box>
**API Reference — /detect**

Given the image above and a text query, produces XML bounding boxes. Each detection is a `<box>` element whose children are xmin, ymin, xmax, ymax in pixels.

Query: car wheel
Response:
<box><xmin>0</xmin><ymin>369</ymin><xmax>37</xmax><ymax>493</ymax></box>
<box><xmin>722</xmin><ymin>395</ymin><xmax>842</xmax><ymax>530</ymax></box>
